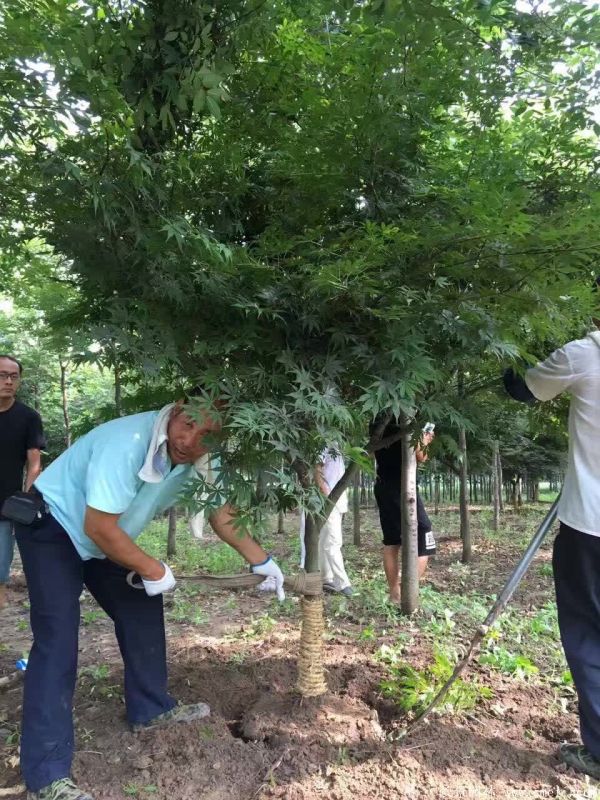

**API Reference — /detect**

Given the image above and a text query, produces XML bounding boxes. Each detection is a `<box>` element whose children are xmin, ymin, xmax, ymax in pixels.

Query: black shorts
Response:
<box><xmin>374</xmin><ymin>480</ymin><xmax>436</xmax><ymax>556</ymax></box>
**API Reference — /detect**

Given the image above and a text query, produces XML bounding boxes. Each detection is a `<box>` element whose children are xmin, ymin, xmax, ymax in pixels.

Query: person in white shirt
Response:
<box><xmin>504</xmin><ymin>324</ymin><xmax>600</xmax><ymax>779</ymax></box>
<box><xmin>299</xmin><ymin>447</ymin><xmax>352</xmax><ymax>596</ymax></box>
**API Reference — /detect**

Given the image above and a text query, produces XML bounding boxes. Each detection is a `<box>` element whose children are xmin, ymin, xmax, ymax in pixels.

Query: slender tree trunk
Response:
<box><xmin>400</xmin><ymin>431</ymin><xmax>419</xmax><ymax>615</ymax></box>
<box><xmin>256</xmin><ymin>469</ymin><xmax>268</xmax><ymax>502</ymax></box>
<box><xmin>167</xmin><ymin>507</ymin><xmax>177</xmax><ymax>558</ymax></box>
<box><xmin>492</xmin><ymin>441</ymin><xmax>500</xmax><ymax>532</ymax></box>
<box><xmin>114</xmin><ymin>359</ymin><xmax>122</xmax><ymax>417</ymax></box>
<box><xmin>352</xmin><ymin>470</ymin><xmax>361</xmax><ymax>547</ymax></box>
<box><xmin>360</xmin><ymin>472</ymin><xmax>367</xmax><ymax>506</ymax></box>
<box><xmin>59</xmin><ymin>357</ymin><xmax>71</xmax><ymax>448</ymax></box>
<box><xmin>459</xmin><ymin>427</ymin><xmax>471</xmax><ymax>563</ymax></box>
<box><xmin>433</xmin><ymin>462</ymin><xmax>440</xmax><ymax>515</ymax></box>
<box><xmin>497</xmin><ymin>450</ymin><xmax>504</xmax><ymax>512</ymax></box>
<box><xmin>277</xmin><ymin>509</ymin><xmax>285</xmax><ymax>535</ymax></box>
<box><xmin>296</xmin><ymin>512</ymin><xmax>327</xmax><ymax>696</ymax></box>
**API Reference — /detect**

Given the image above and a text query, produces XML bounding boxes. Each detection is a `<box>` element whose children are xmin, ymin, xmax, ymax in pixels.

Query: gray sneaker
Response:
<box><xmin>340</xmin><ymin>586</ymin><xmax>353</xmax><ymax>597</ymax></box>
<box><xmin>560</xmin><ymin>743</ymin><xmax>600</xmax><ymax>779</ymax></box>
<box><xmin>27</xmin><ymin>778</ymin><xmax>94</xmax><ymax>800</ymax></box>
<box><xmin>132</xmin><ymin>701</ymin><xmax>210</xmax><ymax>732</ymax></box>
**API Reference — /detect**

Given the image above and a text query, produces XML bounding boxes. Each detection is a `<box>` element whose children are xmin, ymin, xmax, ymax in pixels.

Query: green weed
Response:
<box><xmin>198</xmin><ymin>725</ymin><xmax>215</xmax><ymax>740</ymax></box>
<box><xmin>82</xmin><ymin>609</ymin><xmax>105</xmax><ymax>625</ymax></box>
<box><xmin>359</xmin><ymin>624</ymin><xmax>377</xmax><ymax>641</ymax></box>
<box><xmin>351</xmin><ymin>577</ymin><xmax>403</xmax><ymax>625</ymax></box>
<box><xmin>268</xmin><ymin>596</ymin><xmax>297</xmax><ymax>618</ymax></box>
<box><xmin>80</xmin><ymin>664</ymin><xmax>110</xmax><ymax>681</ymax></box>
<box><xmin>479</xmin><ymin>644</ymin><xmax>539</xmax><ymax>678</ymax></box>
<box><xmin>234</xmin><ymin>613</ymin><xmax>276</xmax><ymax>640</ymax></box>
<box><xmin>380</xmin><ymin>647</ymin><xmax>492</xmax><ymax>715</ymax></box>
<box><xmin>79</xmin><ymin>664</ymin><xmax>123</xmax><ymax>700</ymax></box>
<box><xmin>168</xmin><ymin>596</ymin><xmax>209</xmax><ymax>625</ymax></box>
<box><xmin>227</xmin><ymin>651</ymin><xmax>247</xmax><ymax>665</ymax></box>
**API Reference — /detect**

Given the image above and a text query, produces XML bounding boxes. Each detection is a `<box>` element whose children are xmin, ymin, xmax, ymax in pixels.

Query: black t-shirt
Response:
<box><xmin>0</xmin><ymin>400</ymin><xmax>46</xmax><ymax>513</ymax></box>
<box><xmin>370</xmin><ymin>419</ymin><xmax>403</xmax><ymax>482</ymax></box>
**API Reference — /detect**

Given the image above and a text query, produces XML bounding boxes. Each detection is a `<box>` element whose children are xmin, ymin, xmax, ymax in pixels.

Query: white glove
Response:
<box><xmin>251</xmin><ymin>556</ymin><xmax>285</xmax><ymax>601</ymax></box>
<box><xmin>127</xmin><ymin>562</ymin><xmax>177</xmax><ymax>596</ymax></box>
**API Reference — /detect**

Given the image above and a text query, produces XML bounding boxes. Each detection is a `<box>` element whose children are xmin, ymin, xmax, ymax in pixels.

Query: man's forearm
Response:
<box><xmin>209</xmin><ymin>504</ymin><xmax>267</xmax><ymax>565</ymax></box>
<box><xmin>84</xmin><ymin>512</ymin><xmax>164</xmax><ymax>579</ymax></box>
<box><xmin>24</xmin><ymin>465</ymin><xmax>42</xmax><ymax>491</ymax></box>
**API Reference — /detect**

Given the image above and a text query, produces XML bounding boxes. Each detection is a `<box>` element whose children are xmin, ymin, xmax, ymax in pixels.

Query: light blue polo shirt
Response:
<box><xmin>35</xmin><ymin>411</ymin><xmax>194</xmax><ymax>559</ymax></box>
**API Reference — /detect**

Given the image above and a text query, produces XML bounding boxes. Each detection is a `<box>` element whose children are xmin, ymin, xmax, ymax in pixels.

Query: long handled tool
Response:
<box><xmin>127</xmin><ymin>569</ymin><xmax>323</xmax><ymax>596</ymax></box>
<box><xmin>398</xmin><ymin>495</ymin><xmax>560</xmax><ymax>740</ymax></box>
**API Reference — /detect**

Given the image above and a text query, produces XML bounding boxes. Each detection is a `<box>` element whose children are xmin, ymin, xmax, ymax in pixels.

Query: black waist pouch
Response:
<box><xmin>1</xmin><ymin>491</ymin><xmax>47</xmax><ymax>525</ymax></box>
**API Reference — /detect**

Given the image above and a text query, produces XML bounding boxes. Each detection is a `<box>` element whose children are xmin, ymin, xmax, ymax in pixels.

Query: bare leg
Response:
<box><xmin>383</xmin><ymin>545</ymin><xmax>401</xmax><ymax>603</ymax></box>
<box><xmin>384</xmin><ymin>549</ymin><xmax>429</xmax><ymax>604</ymax></box>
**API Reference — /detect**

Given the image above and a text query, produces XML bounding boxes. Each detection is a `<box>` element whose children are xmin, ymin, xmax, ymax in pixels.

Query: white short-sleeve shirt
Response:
<box><xmin>525</xmin><ymin>331</ymin><xmax>600</xmax><ymax>535</ymax></box>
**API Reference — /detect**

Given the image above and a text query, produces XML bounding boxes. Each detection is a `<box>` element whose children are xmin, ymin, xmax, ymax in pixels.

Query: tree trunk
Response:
<box><xmin>352</xmin><ymin>470</ymin><xmax>361</xmax><ymax>547</ymax></box>
<box><xmin>59</xmin><ymin>357</ymin><xmax>71</xmax><ymax>448</ymax></box>
<box><xmin>459</xmin><ymin>427</ymin><xmax>471</xmax><ymax>563</ymax></box>
<box><xmin>114</xmin><ymin>359</ymin><xmax>122</xmax><ymax>417</ymax></box>
<box><xmin>277</xmin><ymin>509</ymin><xmax>285</xmax><ymax>535</ymax></box>
<box><xmin>167</xmin><ymin>507</ymin><xmax>177</xmax><ymax>558</ymax></box>
<box><xmin>492</xmin><ymin>440</ymin><xmax>500</xmax><ymax>532</ymax></box>
<box><xmin>400</xmin><ymin>431</ymin><xmax>419</xmax><ymax>615</ymax></box>
<box><xmin>497</xmin><ymin>450</ymin><xmax>504</xmax><ymax>512</ymax></box>
<box><xmin>360</xmin><ymin>472</ymin><xmax>367</xmax><ymax>506</ymax></box>
<box><xmin>296</xmin><ymin>513</ymin><xmax>327</xmax><ymax>697</ymax></box>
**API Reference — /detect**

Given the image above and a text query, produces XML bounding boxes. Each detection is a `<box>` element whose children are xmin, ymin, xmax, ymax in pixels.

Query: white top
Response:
<box><xmin>319</xmin><ymin>447</ymin><xmax>349</xmax><ymax>514</ymax></box>
<box><xmin>525</xmin><ymin>331</ymin><xmax>600</xmax><ymax>536</ymax></box>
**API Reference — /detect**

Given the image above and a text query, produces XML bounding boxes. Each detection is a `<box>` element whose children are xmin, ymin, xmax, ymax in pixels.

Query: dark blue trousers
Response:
<box><xmin>15</xmin><ymin>514</ymin><xmax>176</xmax><ymax>791</ymax></box>
<box><xmin>554</xmin><ymin>523</ymin><xmax>600</xmax><ymax>759</ymax></box>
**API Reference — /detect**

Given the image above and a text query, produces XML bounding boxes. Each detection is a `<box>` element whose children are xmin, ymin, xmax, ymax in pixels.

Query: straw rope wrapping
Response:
<box><xmin>296</xmin><ymin>596</ymin><xmax>327</xmax><ymax>696</ymax></box>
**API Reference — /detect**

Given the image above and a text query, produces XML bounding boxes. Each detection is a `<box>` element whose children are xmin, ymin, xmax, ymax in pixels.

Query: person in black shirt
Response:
<box><xmin>371</xmin><ymin>418</ymin><xmax>436</xmax><ymax>605</ymax></box>
<box><xmin>0</xmin><ymin>355</ymin><xmax>45</xmax><ymax>607</ymax></box>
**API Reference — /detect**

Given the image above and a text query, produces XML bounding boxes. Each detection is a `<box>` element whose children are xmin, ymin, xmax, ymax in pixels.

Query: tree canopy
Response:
<box><xmin>2</xmin><ymin>0</ymin><xmax>599</xmax><ymax>523</ymax></box>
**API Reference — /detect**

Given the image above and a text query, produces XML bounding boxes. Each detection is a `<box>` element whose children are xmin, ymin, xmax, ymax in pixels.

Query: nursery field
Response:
<box><xmin>0</xmin><ymin>505</ymin><xmax>594</xmax><ymax>800</ymax></box>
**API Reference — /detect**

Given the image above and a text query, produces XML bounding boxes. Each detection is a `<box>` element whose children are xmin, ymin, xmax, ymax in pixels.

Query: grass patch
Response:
<box><xmin>379</xmin><ymin>646</ymin><xmax>492</xmax><ymax>715</ymax></box>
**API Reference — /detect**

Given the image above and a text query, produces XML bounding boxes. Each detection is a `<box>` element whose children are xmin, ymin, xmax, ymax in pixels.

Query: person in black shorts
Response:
<box><xmin>371</xmin><ymin>417</ymin><xmax>436</xmax><ymax>604</ymax></box>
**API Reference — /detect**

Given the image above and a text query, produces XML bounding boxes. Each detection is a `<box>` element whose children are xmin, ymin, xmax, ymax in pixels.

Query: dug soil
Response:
<box><xmin>0</xmin><ymin>507</ymin><xmax>589</xmax><ymax>799</ymax></box>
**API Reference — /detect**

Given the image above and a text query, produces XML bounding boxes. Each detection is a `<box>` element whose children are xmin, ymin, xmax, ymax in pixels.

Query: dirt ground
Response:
<box><xmin>0</xmin><ymin>507</ymin><xmax>594</xmax><ymax>800</ymax></box>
